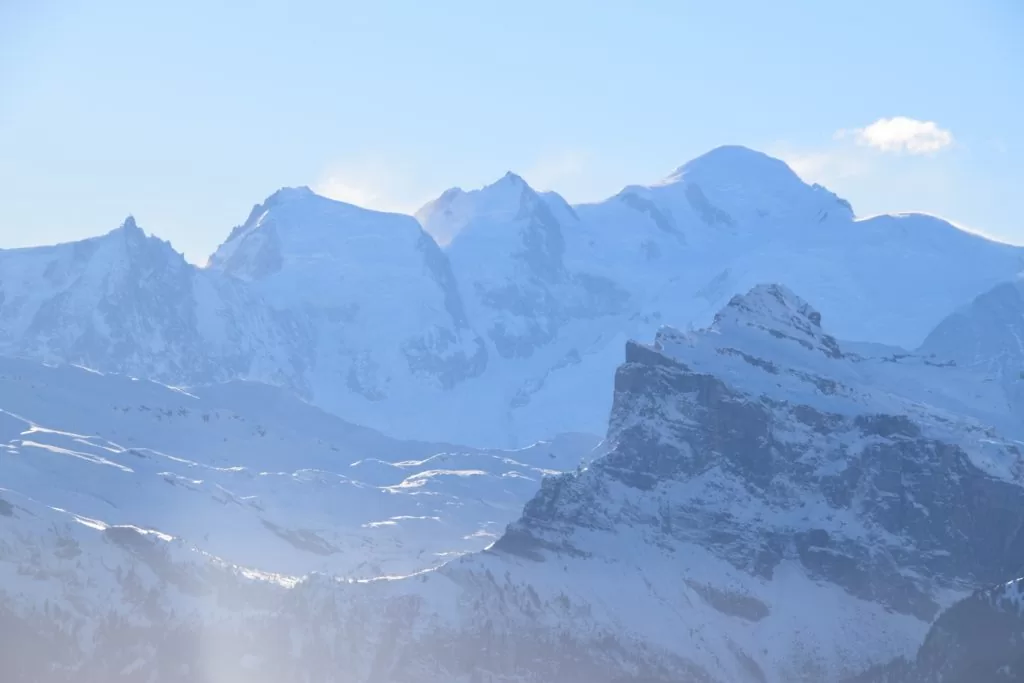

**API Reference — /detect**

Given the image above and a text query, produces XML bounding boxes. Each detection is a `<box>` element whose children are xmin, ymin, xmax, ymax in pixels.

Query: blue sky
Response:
<box><xmin>1</xmin><ymin>0</ymin><xmax>1021</xmax><ymax>262</ymax></box>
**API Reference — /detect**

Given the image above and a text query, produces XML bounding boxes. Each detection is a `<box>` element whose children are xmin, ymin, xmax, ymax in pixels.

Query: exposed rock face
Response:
<box><xmin>3</xmin><ymin>284</ymin><xmax>1022</xmax><ymax>682</ymax></box>
<box><xmin>848</xmin><ymin>578</ymin><xmax>1024</xmax><ymax>683</ymax></box>
<box><xmin>506</xmin><ymin>285</ymin><xmax>1024</xmax><ymax>617</ymax></box>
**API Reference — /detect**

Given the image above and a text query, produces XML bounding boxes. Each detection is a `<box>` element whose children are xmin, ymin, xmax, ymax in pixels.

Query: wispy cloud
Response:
<box><xmin>769</xmin><ymin>115</ymin><xmax>970</xmax><ymax>231</ymax></box>
<box><xmin>315</xmin><ymin>175</ymin><xmax>385</xmax><ymax>209</ymax></box>
<box><xmin>773</xmin><ymin>116</ymin><xmax>955</xmax><ymax>188</ymax></box>
<box><xmin>836</xmin><ymin>116</ymin><xmax>954</xmax><ymax>155</ymax></box>
<box><xmin>779</xmin><ymin>148</ymin><xmax>871</xmax><ymax>183</ymax></box>
<box><xmin>522</xmin><ymin>150</ymin><xmax>588</xmax><ymax>192</ymax></box>
<box><xmin>313</xmin><ymin>159</ymin><xmax>427</xmax><ymax>215</ymax></box>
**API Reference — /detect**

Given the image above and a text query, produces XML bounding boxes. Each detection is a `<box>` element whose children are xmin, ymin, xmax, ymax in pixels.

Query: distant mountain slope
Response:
<box><xmin>0</xmin><ymin>356</ymin><xmax>594</xmax><ymax>579</ymax></box>
<box><xmin>916</xmin><ymin>277</ymin><xmax>1024</xmax><ymax>433</ymax></box>
<box><xmin>4</xmin><ymin>285</ymin><xmax>1022</xmax><ymax>682</ymax></box>
<box><xmin>919</xmin><ymin>276</ymin><xmax>1024</xmax><ymax>398</ymax></box>
<box><xmin>0</xmin><ymin>217</ymin><xmax>309</xmax><ymax>388</ymax></box>
<box><xmin>419</xmin><ymin>172</ymin><xmax>629</xmax><ymax>360</ymax></box>
<box><xmin>207</xmin><ymin>186</ymin><xmax>488</xmax><ymax>416</ymax></box>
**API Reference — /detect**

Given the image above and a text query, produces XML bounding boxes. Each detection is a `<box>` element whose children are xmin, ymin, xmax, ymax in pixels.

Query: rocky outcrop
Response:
<box><xmin>492</xmin><ymin>284</ymin><xmax>1024</xmax><ymax>678</ymax></box>
<box><xmin>848</xmin><ymin>578</ymin><xmax>1024</xmax><ymax>683</ymax></box>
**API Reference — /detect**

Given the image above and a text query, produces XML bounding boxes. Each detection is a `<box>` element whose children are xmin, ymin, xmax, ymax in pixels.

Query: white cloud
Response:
<box><xmin>773</xmin><ymin>115</ymin><xmax>954</xmax><ymax>187</ymax></box>
<box><xmin>837</xmin><ymin>117</ymin><xmax>954</xmax><ymax>155</ymax></box>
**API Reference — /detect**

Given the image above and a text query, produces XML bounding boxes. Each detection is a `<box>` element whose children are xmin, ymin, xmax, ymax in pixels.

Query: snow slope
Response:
<box><xmin>919</xmin><ymin>275</ymin><xmax>1024</xmax><ymax>411</ymax></box>
<box><xmin>0</xmin><ymin>356</ymin><xmax>594</xmax><ymax>579</ymax></box>
<box><xmin>420</xmin><ymin>172</ymin><xmax>628</xmax><ymax>360</ymax></box>
<box><xmin>0</xmin><ymin>218</ymin><xmax>309</xmax><ymax>389</ymax></box>
<box><xmin>3</xmin><ymin>285</ymin><xmax>1022</xmax><ymax>682</ymax></box>
<box><xmin>564</xmin><ymin>146</ymin><xmax>1021</xmax><ymax>348</ymax></box>
<box><xmin>207</xmin><ymin>186</ymin><xmax>488</xmax><ymax>422</ymax></box>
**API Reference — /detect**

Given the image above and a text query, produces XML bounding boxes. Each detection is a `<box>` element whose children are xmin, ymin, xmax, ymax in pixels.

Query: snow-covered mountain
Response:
<box><xmin>416</xmin><ymin>146</ymin><xmax>1024</xmax><ymax>445</ymax></box>
<box><xmin>419</xmin><ymin>172</ymin><xmax>628</xmax><ymax>361</ymax></box>
<box><xmin>560</xmin><ymin>146</ymin><xmax>1022</xmax><ymax>346</ymax></box>
<box><xmin>1</xmin><ymin>146</ymin><xmax>1020</xmax><ymax>448</ymax></box>
<box><xmin>919</xmin><ymin>276</ymin><xmax>1024</xmax><ymax>406</ymax></box>
<box><xmin>0</xmin><ymin>217</ymin><xmax>309</xmax><ymax>389</ymax></box>
<box><xmin>415</xmin><ymin>172</ymin><xmax>637</xmax><ymax>444</ymax></box>
<box><xmin>0</xmin><ymin>356</ymin><xmax>594</xmax><ymax>580</ymax></box>
<box><xmin>4</xmin><ymin>285</ymin><xmax>1022</xmax><ymax>682</ymax></box>
<box><xmin>207</xmin><ymin>186</ymin><xmax>489</xmax><ymax>428</ymax></box>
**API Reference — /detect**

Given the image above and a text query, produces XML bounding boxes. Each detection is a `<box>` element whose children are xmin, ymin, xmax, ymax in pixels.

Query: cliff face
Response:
<box><xmin>492</xmin><ymin>284</ymin><xmax>1024</xmax><ymax>679</ymax></box>
<box><xmin>508</xmin><ymin>284</ymin><xmax>1024</xmax><ymax>610</ymax></box>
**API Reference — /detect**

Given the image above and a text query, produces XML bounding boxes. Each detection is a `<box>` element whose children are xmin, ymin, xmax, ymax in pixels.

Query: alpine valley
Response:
<box><xmin>1</xmin><ymin>147</ymin><xmax>1023</xmax><ymax>682</ymax></box>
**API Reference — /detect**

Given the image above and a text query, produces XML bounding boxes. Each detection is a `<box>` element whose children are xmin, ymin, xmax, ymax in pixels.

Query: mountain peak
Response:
<box><xmin>120</xmin><ymin>215</ymin><xmax>141</xmax><ymax>233</ymax></box>
<box><xmin>643</xmin><ymin>146</ymin><xmax>856</xmax><ymax>228</ymax></box>
<box><xmin>416</xmin><ymin>171</ymin><xmax>548</xmax><ymax>246</ymax></box>
<box><xmin>706</xmin><ymin>283</ymin><xmax>843</xmax><ymax>359</ymax></box>
<box><xmin>107</xmin><ymin>214</ymin><xmax>147</xmax><ymax>243</ymax></box>
<box><xmin>499</xmin><ymin>170</ymin><xmax>526</xmax><ymax>185</ymax></box>
<box><xmin>98</xmin><ymin>215</ymin><xmax>170</xmax><ymax>258</ymax></box>
<box><xmin>717</xmin><ymin>283</ymin><xmax>823</xmax><ymax>329</ymax></box>
<box><xmin>218</xmin><ymin>185</ymin><xmax>405</xmax><ymax>253</ymax></box>
<box><xmin>437</xmin><ymin>186</ymin><xmax>464</xmax><ymax>201</ymax></box>
<box><xmin>210</xmin><ymin>181</ymin><xmax>431</xmax><ymax>276</ymax></box>
<box><xmin>264</xmin><ymin>185</ymin><xmax>317</xmax><ymax>206</ymax></box>
<box><xmin>479</xmin><ymin>170</ymin><xmax>533</xmax><ymax>199</ymax></box>
<box><xmin>665</xmin><ymin>145</ymin><xmax>794</xmax><ymax>185</ymax></box>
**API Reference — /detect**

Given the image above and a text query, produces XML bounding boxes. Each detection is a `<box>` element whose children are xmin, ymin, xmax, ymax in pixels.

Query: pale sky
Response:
<box><xmin>1</xmin><ymin>0</ymin><xmax>1021</xmax><ymax>263</ymax></box>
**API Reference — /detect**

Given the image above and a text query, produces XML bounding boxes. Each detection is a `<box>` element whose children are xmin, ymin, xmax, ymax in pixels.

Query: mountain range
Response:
<box><xmin>1</xmin><ymin>146</ymin><xmax>1020</xmax><ymax>447</ymax></box>
<box><xmin>2</xmin><ymin>284</ymin><xmax>1022</xmax><ymax>682</ymax></box>
<box><xmin>2</xmin><ymin>146</ymin><xmax>1023</xmax><ymax>682</ymax></box>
